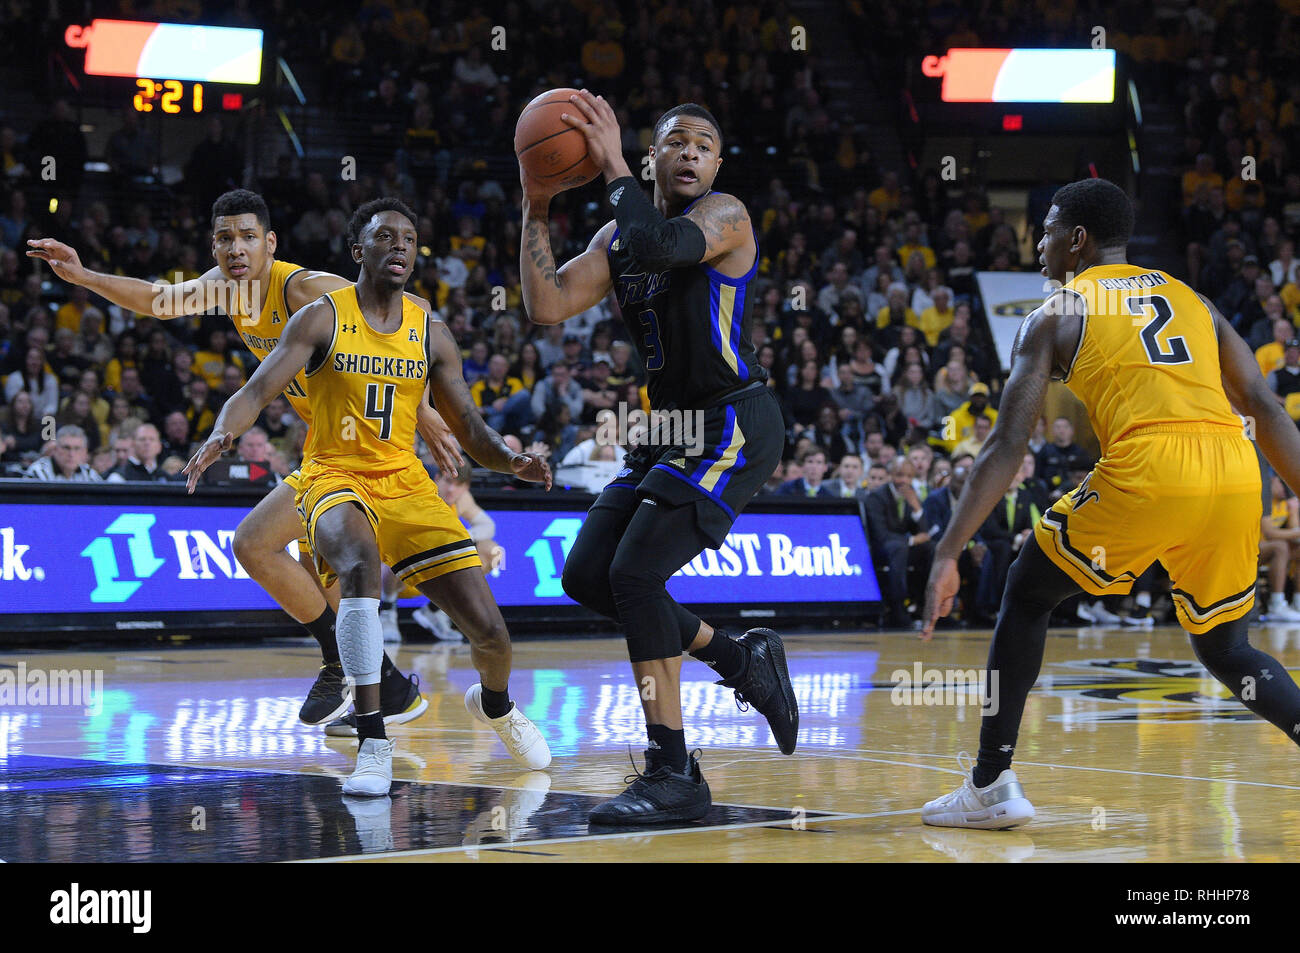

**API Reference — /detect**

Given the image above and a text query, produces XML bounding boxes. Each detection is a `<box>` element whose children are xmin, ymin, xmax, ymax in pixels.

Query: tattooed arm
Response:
<box><xmin>426</xmin><ymin>318</ymin><xmax>551</xmax><ymax>487</ymax></box>
<box><xmin>682</xmin><ymin>192</ymin><xmax>757</xmax><ymax>271</ymax></box>
<box><xmin>519</xmin><ymin>195</ymin><xmax>615</xmax><ymax>325</ymax></box>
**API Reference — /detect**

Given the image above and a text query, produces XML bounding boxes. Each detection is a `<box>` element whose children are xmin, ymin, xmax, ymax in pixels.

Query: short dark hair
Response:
<box><xmin>653</xmin><ymin>103</ymin><xmax>723</xmax><ymax>147</ymax></box>
<box><xmin>1050</xmin><ymin>178</ymin><xmax>1134</xmax><ymax>249</ymax></box>
<box><xmin>211</xmin><ymin>189</ymin><xmax>271</xmax><ymax>232</ymax></box>
<box><xmin>347</xmin><ymin>197</ymin><xmax>418</xmax><ymax>246</ymax></box>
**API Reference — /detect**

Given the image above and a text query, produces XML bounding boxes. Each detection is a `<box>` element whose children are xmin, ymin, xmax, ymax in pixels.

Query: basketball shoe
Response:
<box><xmin>342</xmin><ymin>737</ymin><xmax>394</xmax><ymax>797</ymax></box>
<box><xmin>464</xmin><ymin>684</ymin><xmax>551</xmax><ymax>769</ymax></box>
<box><xmin>588</xmin><ymin>749</ymin><xmax>711</xmax><ymax>826</ymax></box>
<box><xmin>921</xmin><ymin>753</ymin><xmax>1035</xmax><ymax>830</ymax></box>
<box><xmin>299</xmin><ymin>662</ymin><xmax>351</xmax><ymax>725</ymax></box>
<box><xmin>715</xmin><ymin>628</ymin><xmax>799</xmax><ymax>755</ymax></box>
<box><xmin>323</xmin><ymin>671</ymin><xmax>429</xmax><ymax>737</ymax></box>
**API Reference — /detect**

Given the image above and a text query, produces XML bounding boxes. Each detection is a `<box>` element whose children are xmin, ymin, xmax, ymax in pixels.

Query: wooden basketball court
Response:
<box><xmin>5</xmin><ymin>625</ymin><xmax>1299</xmax><ymax>863</ymax></box>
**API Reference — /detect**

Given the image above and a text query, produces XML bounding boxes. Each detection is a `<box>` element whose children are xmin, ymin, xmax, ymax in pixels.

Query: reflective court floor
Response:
<box><xmin>3</xmin><ymin>626</ymin><xmax>1300</xmax><ymax>863</ymax></box>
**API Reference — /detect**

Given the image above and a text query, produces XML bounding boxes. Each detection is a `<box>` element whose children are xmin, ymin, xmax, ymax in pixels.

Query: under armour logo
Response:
<box><xmin>1261</xmin><ymin>668</ymin><xmax>1274</xmax><ymax>680</ymax></box>
<box><xmin>271</xmin><ymin>310</ymin><xmax>281</xmax><ymax>324</ymax></box>
<box><xmin>610</xmin><ymin>186</ymin><xmax>625</xmax><ymax>205</ymax></box>
<box><xmin>408</xmin><ymin>328</ymin><xmax>418</xmax><ymax>341</ymax></box>
<box><xmin>999</xmin><ymin>745</ymin><xmax>1013</xmax><ymax>752</ymax></box>
<box><xmin>343</xmin><ymin>323</ymin><xmax>358</xmax><ymax>333</ymax></box>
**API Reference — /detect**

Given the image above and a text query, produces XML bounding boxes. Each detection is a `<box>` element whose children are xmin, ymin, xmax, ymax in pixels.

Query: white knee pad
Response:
<box><xmin>336</xmin><ymin>597</ymin><xmax>383</xmax><ymax>686</ymax></box>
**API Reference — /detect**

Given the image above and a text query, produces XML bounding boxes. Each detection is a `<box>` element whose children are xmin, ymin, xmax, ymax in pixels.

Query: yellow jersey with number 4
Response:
<box><xmin>303</xmin><ymin>286</ymin><xmax>428</xmax><ymax>471</ymax></box>
<box><xmin>227</xmin><ymin>259</ymin><xmax>312</xmax><ymax>420</ymax></box>
<box><xmin>1060</xmin><ymin>263</ymin><xmax>1243</xmax><ymax>452</ymax></box>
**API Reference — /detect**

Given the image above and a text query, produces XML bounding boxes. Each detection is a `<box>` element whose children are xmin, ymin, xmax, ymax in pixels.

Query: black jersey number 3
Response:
<box><xmin>1128</xmin><ymin>294</ymin><xmax>1192</xmax><ymax>365</ymax></box>
<box><xmin>364</xmin><ymin>382</ymin><xmax>396</xmax><ymax>439</ymax></box>
<box><xmin>637</xmin><ymin>309</ymin><xmax>665</xmax><ymax>371</ymax></box>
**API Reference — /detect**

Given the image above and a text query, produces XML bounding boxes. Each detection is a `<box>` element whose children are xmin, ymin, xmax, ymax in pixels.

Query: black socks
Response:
<box><xmin>480</xmin><ymin>685</ymin><xmax>512</xmax><ymax>719</ymax></box>
<box><xmin>646</xmin><ymin>724</ymin><xmax>688</xmax><ymax>773</ymax></box>
<box><xmin>690</xmin><ymin>628</ymin><xmax>749</xmax><ymax>681</ymax></box>
<box><xmin>356</xmin><ymin>709</ymin><xmax>386</xmax><ymax>743</ymax></box>
<box><xmin>306</xmin><ymin>608</ymin><xmax>340</xmax><ymax>665</ymax></box>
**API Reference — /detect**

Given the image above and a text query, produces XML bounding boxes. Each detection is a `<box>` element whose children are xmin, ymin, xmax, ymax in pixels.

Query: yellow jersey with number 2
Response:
<box><xmin>1059</xmin><ymin>263</ymin><xmax>1244</xmax><ymax>451</ymax></box>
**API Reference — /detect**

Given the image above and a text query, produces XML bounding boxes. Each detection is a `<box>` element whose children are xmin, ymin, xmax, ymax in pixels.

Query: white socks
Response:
<box><xmin>337</xmin><ymin>597</ymin><xmax>383</xmax><ymax>687</ymax></box>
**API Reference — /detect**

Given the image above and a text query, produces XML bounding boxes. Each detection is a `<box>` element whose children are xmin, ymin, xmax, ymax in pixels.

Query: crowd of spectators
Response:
<box><xmin>3</xmin><ymin>0</ymin><xmax>1300</xmax><ymax>626</ymax></box>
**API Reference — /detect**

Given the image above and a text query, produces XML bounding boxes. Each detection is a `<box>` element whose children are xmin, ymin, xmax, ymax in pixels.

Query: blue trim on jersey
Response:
<box><xmin>702</xmin><ymin>227</ymin><xmax>760</xmax><ymax>285</ymax></box>
<box><xmin>651</xmin><ymin>462</ymin><xmax>737</xmax><ymax>520</ymax></box>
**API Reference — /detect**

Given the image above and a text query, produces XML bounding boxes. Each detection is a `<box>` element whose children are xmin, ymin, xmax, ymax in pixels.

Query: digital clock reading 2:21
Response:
<box><xmin>133</xmin><ymin>79</ymin><xmax>203</xmax><ymax>114</ymax></box>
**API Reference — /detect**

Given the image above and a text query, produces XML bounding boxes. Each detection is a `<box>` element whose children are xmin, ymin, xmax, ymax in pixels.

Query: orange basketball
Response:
<box><xmin>515</xmin><ymin>87</ymin><xmax>602</xmax><ymax>191</ymax></box>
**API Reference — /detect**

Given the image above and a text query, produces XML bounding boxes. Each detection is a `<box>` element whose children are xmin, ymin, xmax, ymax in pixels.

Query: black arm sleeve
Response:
<box><xmin>606</xmin><ymin>175</ymin><xmax>707</xmax><ymax>272</ymax></box>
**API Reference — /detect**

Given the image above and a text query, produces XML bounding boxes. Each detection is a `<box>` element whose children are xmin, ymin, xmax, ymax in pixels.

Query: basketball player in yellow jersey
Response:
<box><xmin>183</xmin><ymin>198</ymin><xmax>553</xmax><ymax>795</ymax></box>
<box><xmin>919</xmin><ymin>178</ymin><xmax>1300</xmax><ymax>829</ymax></box>
<box><xmin>27</xmin><ymin>190</ymin><xmax>461</xmax><ymax>729</ymax></box>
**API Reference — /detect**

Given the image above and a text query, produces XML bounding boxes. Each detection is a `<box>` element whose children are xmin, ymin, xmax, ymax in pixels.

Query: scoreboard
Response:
<box><xmin>911</xmin><ymin>47</ymin><xmax>1130</xmax><ymax>135</ymax></box>
<box><xmin>64</xmin><ymin>19</ymin><xmax>263</xmax><ymax>114</ymax></box>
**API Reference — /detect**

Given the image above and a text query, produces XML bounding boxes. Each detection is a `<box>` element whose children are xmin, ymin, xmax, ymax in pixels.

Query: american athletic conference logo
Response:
<box><xmin>80</xmin><ymin>514</ymin><xmax>165</xmax><ymax>603</ymax></box>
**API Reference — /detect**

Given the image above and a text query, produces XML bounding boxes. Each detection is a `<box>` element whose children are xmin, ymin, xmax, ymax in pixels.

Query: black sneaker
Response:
<box><xmin>323</xmin><ymin>672</ymin><xmax>429</xmax><ymax>736</ymax></box>
<box><xmin>588</xmin><ymin>750</ymin><xmax>711</xmax><ymax>826</ymax></box>
<box><xmin>717</xmin><ymin>628</ymin><xmax>799</xmax><ymax>755</ymax></box>
<box><xmin>299</xmin><ymin>663</ymin><xmax>351</xmax><ymax>725</ymax></box>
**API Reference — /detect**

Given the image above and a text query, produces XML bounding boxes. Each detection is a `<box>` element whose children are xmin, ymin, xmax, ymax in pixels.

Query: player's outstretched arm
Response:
<box><xmin>1210</xmin><ymin>295</ymin><xmax>1300</xmax><ymax>495</ymax></box>
<box><xmin>921</xmin><ymin>300</ymin><xmax>1061</xmax><ymax>638</ymax></box>
<box><xmin>519</xmin><ymin>194</ymin><xmax>614</xmax><ymax>325</ymax></box>
<box><xmin>426</xmin><ymin>319</ymin><xmax>552</xmax><ymax>489</ymax></box>
<box><xmin>27</xmin><ymin>238</ymin><xmax>223</xmax><ymax>319</ymax></box>
<box><xmin>182</xmin><ymin>300</ymin><xmax>332</xmax><ymax>491</ymax></box>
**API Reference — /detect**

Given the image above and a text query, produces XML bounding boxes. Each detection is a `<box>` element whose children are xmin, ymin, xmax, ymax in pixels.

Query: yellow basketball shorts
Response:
<box><xmin>294</xmin><ymin>459</ymin><xmax>480</xmax><ymax>590</ymax></box>
<box><xmin>1034</xmin><ymin>425</ymin><xmax>1261</xmax><ymax>634</ymax></box>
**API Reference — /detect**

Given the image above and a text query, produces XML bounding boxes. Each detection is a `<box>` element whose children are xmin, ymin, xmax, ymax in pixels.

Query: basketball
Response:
<box><xmin>515</xmin><ymin>87</ymin><xmax>601</xmax><ymax>191</ymax></box>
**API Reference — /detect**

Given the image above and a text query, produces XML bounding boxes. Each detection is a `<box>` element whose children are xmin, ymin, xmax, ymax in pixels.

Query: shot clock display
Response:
<box><xmin>65</xmin><ymin>18</ymin><xmax>262</xmax><ymax>114</ymax></box>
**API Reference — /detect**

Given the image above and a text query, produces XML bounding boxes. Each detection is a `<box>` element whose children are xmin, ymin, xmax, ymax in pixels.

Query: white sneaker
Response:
<box><xmin>1265</xmin><ymin>600</ymin><xmax>1300</xmax><ymax>623</ymax></box>
<box><xmin>342</xmin><ymin>737</ymin><xmax>395</xmax><ymax>796</ymax></box>
<box><xmin>464</xmin><ymin>684</ymin><xmax>552</xmax><ymax>769</ymax></box>
<box><xmin>1089</xmin><ymin>600</ymin><xmax>1122</xmax><ymax>625</ymax></box>
<box><xmin>413</xmin><ymin>603</ymin><xmax>463</xmax><ymax>642</ymax></box>
<box><xmin>922</xmin><ymin>753</ymin><xmax>1035</xmax><ymax>830</ymax></box>
<box><xmin>380</xmin><ymin>606</ymin><xmax>401</xmax><ymax>644</ymax></box>
<box><xmin>1075</xmin><ymin>601</ymin><xmax>1094</xmax><ymax>624</ymax></box>
<box><xmin>1291</xmin><ymin>595</ymin><xmax>1300</xmax><ymax>615</ymax></box>
<box><xmin>1120</xmin><ymin>614</ymin><xmax>1154</xmax><ymax>628</ymax></box>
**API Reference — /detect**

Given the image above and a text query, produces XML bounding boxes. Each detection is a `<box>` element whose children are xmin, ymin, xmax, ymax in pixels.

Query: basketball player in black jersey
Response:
<box><xmin>520</xmin><ymin>91</ymin><xmax>798</xmax><ymax>824</ymax></box>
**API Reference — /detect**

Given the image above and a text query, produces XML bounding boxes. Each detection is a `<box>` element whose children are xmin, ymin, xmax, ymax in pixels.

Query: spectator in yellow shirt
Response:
<box><xmin>919</xmin><ymin>286</ymin><xmax>956</xmax><ymax>346</ymax></box>
<box><xmin>868</xmin><ymin>171</ymin><xmax>901</xmax><ymax>215</ymax></box>
<box><xmin>1256</xmin><ymin>318</ymin><xmax>1295</xmax><ymax>377</ymax></box>
<box><xmin>1182</xmin><ymin>153</ymin><xmax>1224</xmax><ymax>206</ymax></box>
<box><xmin>55</xmin><ymin>285</ymin><xmax>93</xmax><ymax>334</ymax></box>
<box><xmin>192</xmin><ymin>328</ymin><xmax>243</xmax><ymax>390</ymax></box>
<box><xmin>897</xmin><ymin>220</ymin><xmax>936</xmax><ymax>270</ymax></box>
<box><xmin>581</xmin><ymin>24</ymin><xmax>625</xmax><ymax>79</ymax></box>
<box><xmin>938</xmin><ymin>383</ymin><xmax>998</xmax><ymax>453</ymax></box>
